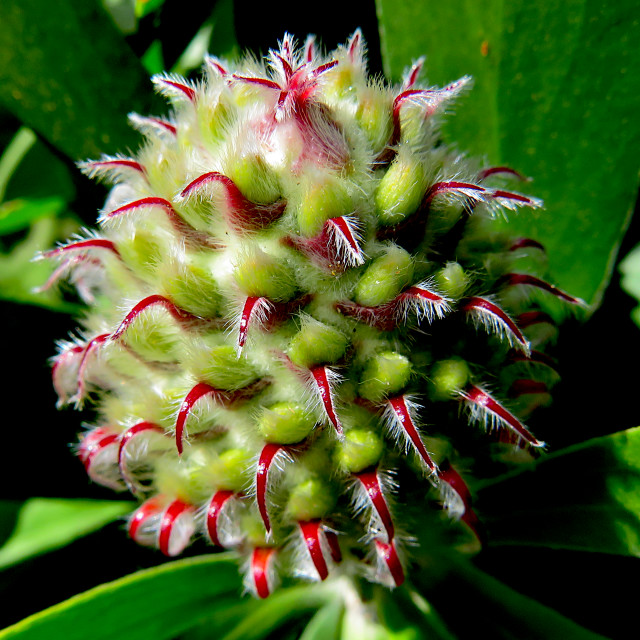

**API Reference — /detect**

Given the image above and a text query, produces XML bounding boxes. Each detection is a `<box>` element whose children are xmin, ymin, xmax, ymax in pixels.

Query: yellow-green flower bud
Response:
<box><xmin>359</xmin><ymin>351</ymin><xmax>412</xmax><ymax>402</ymax></box>
<box><xmin>337</xmin><ymin>428</ymin><xmax>384</xmax><ymax>473</ymax></box>
<box><xmin>374</xmin><ymin>149</ymin><xmax>426</xmax><ymax>226</ymax></box>
<box><xmin>234</xmin><ymin>249</ymin><xmax>297</xmax><ymax>301</ymax></box>
<box><xmin>188</xmin><ymin>340</ymin><xmax>257</xmax><ymax>390</ymax></box>
<box><xmin>286</xmin><ymin>476</ymin><xmax>336</xmax><ymax>521</ymax></box>
<box><xmin>354</xmin><ymin>245</ymin><xmax>413</xmax><ymax>307</ymax></box>
<box><xmin>297</xmin><ymin>175</ymin><xmax>352</xmax><ymax>237</ymax></box>
<box><xmin>257</xmin><ymin>402</ymin><xmax>317</xmax><ymax>444</ymax></box>
<box><xmin>433</xmin><ymin>262</ymin><xmax>469</xmax><ymax>299</ymax></box>
<box><xmin>209</xmin><ymin>448</ymin><xmax>253</xmax><ymax>492</ymax></box>
<box><xmin>288</xmin><ymin>317</ymin><xmax>348</xmax><ymax>369</ymax></box>
<box><xmin>429</xmin><ymin>358</ymin><xmax>471</xmax><ymax>401</ymax></box>
<box><xmin>228</xmin><ymin>154</ymin><xmax>281</xmax><ymax>205</ymax></box>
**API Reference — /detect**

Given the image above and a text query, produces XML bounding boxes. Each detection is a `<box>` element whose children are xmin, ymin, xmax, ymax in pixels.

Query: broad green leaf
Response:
<box><xmin>221</xmin><ymin>584</ymin><xmax>332</xmax><ymax>640</ymax></box>
<box><xmin>376</xmin><ymin>0</ymin><xmax>640</xmax><ymax>309</ymax></box>
<box><xmin>0</xmin><ymin>499</ymin><xmax>131</xmax><ymax>570</ymax></box>
<box><xmin>0</xmin><ymin>197</ymin><xmax>66</xmax><ymax>236</ymax></box>
<box><xmin>0</xmin><ymin>216</ymin><xmax>80</xmax><ymax>312</ymax></box>
<box><xmin>418</xmin><ymin>559</ymin><xmax>607</xmax><ymax>639</ymax></box>
<box><xmin>0</xmin><ymin>0</ymin><xmax>161</xmax><ymax>160</ymax></box>
<box><xmin>476</xmin><ymin>426</ymin><xmax>640</xmax><ymax>555</ymax></box>
<box><xmin>0</xmin><ymin>128</ymin><xmax>36</xmax><ymax>203</ymax></box>
<box><xmin>0</xmin><ymin>554</ymin><xmax>241</xmax><ymax>640</ymax></box>
<box><xmin>619</xmin><ymin>242</ymin><xmax>640</xmax><ymax>326</ymax></box>
<box><xmin>299</xmin><ymin>598</ymin><xmax>343</xmax><ymax>640</ymax></box>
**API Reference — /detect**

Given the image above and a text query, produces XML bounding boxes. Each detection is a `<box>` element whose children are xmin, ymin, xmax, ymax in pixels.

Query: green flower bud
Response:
<box><xmin>359</xmin><ymin>351</ymin><xmax>412</xmax><ymax>402</ymax></box>
<box><xmin>257</xmin><ymin>402</ymin><xmax>317</xmax><ymax>444</ymax></box>
<box><xmin>234</xmin><ymin>249</ymin><xmax>297</xmax><ymax>301</ymax></box>
<box><xmin>188</xmin><ymin>339</ymin><xmax>257</xmax><ymax>390</ymax></box>
<box><xmin>209</xmin><ymin>448</ymin><xmax>253</xmax><ymax>492</ymax></box>
<box><xmin>354</xmin><ymin>245</ymin><xmax>413</xmax><ymax>307</ymax></box>
<box><xmin>297</xmin><ymin>174</ymin><xmax>353</xmax><ymax>237</ymax></box>
<box><xmin>288</xmin><ymin>317</ymin><xmax>348</xmax><ymax>369</ymax></box>
<box><xmin>433</xmin><ymin>262</ymin><xmax>469</xmax><ymax>299</ymax></box>
<box><xmin>286</xmin><ymin>476</ymin><xmax>336</xmax><ymax>521</ymax></box>
<box><xmin>374</xmin><ymin>149</ymin><xmax>426</xmax><ymax>226</ymax></box>
<box><xmin>429</xmin><ymin>358</ymin><xmax>471</xmax><ymax>401</ymax></box>
<box><xmin>228</xmin><ymin>154</ymin><xmax>281</xmax><ymax>205</ymax></box>
<box><xmin>337</xmin><ymin>428</ymin><xmax>384</xmax><ymax>473</ymax></box>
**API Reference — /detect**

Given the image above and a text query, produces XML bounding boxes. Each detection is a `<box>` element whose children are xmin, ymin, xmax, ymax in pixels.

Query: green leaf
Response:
<box><xmin>0</xmin><ymin>554</ymin><xmax>241</xmax><ymax>640</ymax></box>
<box><xmin>376</xmin><ymin>0</ymin><xmax>640</xmax><ymax>308</ymax></box>
<box><xmin>0</xmin><ymin>0</ymin><xmax>161</xmax><ymax>160</ymax></box>
<box><xmin>0</xmin><ymin>216</ymin><xmax>80</xmax><ymax>312</ymax></box>
<box><xmin>419</xmin><ymin>559</ymin><xmax>607</xmax><ymax>639</ymax></box>
<box><xmin>299</xmin><ymin>597</ymin><xmax>343</xmax><ymax>640</ymax></box>
<box><xmin>619</xmin><ymin>242</ymin><xmax>640</xmax><ymax>326</ymax></box>
<box><xmin>0</xmin><ymin>128</ymin><xmax>36</xmax><ymax>203</ymax></box>
<box><xmin>476</xmin><ymin>426</ymin><xmax>640</xmax><ymax>555</ymax></box>
<box><xmin>220</xmin><ymin>584</ymin><xmax>332</xmax><ymax>640</ymax></box>
<box><xmin>0</xmin><ymin>197</ymin><xmax>66</xmax><ymax>236</ymax></box>
<box><xmin>0</xmin><ymin>499</ymin><xmax>132</xmax><ymax>570</ymax></box>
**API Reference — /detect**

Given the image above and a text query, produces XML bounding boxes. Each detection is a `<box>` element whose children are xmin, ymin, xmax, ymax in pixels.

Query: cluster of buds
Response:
<box><xmin>41</xmin><ymin>32</ymin><xmax>584</xmax><ymax>597</ymax></box>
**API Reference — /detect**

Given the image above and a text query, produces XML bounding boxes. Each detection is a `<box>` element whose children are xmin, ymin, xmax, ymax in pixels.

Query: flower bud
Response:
<box><xmin>354</xmin><ymin>245</ymin><xmax>413</xmax><ymax>307</ymax></box>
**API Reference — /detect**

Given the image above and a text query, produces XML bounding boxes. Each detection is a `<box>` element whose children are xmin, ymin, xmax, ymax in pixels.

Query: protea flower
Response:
<box><xmin>40</xmin><ymin>31</ymin><xmax>585</xmax><ymax>598</ymax></box>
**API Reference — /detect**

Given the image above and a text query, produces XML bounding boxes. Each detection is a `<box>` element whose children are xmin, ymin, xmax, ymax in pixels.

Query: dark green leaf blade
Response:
<box><xmin>0</xmin><ymin>0</ymin><xmax>161</xmax><ymax>160</ymax></box>
<box><xmin>376</xmin><ymin>0</ymin><xmax>640</xmax><ymax>308</ymax></box>
<box><xmin>0</xmin><ymin>499</ymin><xmax>132</xmax><ymax>570</ymax></box>
<box><xmin>476</xmin><ymin>426</ymin><xmax>640</xmax><ymax>555</ymax></box>
<box><xmin>0</xmin><ymin>554</ymin><xmax>241</xmax><ymax>640</ymax></box>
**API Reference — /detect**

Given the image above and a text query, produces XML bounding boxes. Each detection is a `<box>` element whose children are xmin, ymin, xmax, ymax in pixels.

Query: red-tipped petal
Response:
<box><xmin>311</xmin><ymin>366</ymin><xmax>343</xmax><ymax>436</ymax></box>
<box><xmin>251</xmin><ymin>547</ymin><xmax>277</xmax><ymax>599</ymax></box>
<box><xmin>375</xmin><ymin>539</ymin><xmax>404</xmax><ymax>587</ymax></box>
<box><xmin>461</xmin><ymin>385</ymin><xmax>544</xmax><ymax>448</ymax></box>
<box><xmin>158</xmin><ymin>499</ymin><xmax>194</xmax><ymax>556</ymax></box>
<box><xmin>298</xmin><ymin>520</ymin><xmax>329</xmax><ymax>581</ymax></box>
<box><xmin>206</xmin><ymin>490</ymin><xmax>236</xmax><ymax>547</ymax></box>
<box><xmin>118</xmin><ymin>421</ymin><xmax>164</xmax><ymax>492</ymax></box>
<box><xmin>387</xmin><ymin>396</ymin><xmax>437</xmax><ymax>473</ymax></box>
<box><xmin>356</xmin><ymin>468</ymin><xmax>395</xmax><ymax>542</ymax></box>
<box><xmin>43</xmin><ymin>238</ymin><xmax>120</xmax><ymax>259</ymax></box>
<box><xmin>499</xmin><ymin>273</ymin><xmax>585</xmax><ymax>306</ymax></box>
<box><xmin>111</xmin><ymin>295</ymin><xmax>203</xmax><ymax>342</ymax></box>
<box><xmin>462</xmin><ymin>296</ymin><xmax>530</xmax><ymax>354</ymax></box>
<box><xmin>175</xmin><ymin>383</ymin><xmax>224</xmax><ymax>455</ymax></box>
<box><xmin>256</xmin><ymin>443</ymin><xmax>284</xmax><ymax>533</ymax></box>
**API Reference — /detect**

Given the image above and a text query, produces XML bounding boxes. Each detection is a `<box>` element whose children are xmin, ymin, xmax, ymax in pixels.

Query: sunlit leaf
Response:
<box><xmin>376</xmin><ymin>0</ymin><xmax>640</xmax><ymax>309</ymax></box>
<box><xmin>0</xmin><ymin>499</ymin><xmax>131</xmax><ymax>570</ymax></box>
<box><xmin>477</xmin><ymin>426</ymin><xmax>640</xmax><ymax>556</ymax></box>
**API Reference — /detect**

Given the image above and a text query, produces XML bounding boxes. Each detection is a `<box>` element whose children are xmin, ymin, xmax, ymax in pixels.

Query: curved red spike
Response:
<box><xmin>256</xmin><ymin>443</ymin><xmax>284</xmax><ymax>533</ymax></box>
<box><xmin>310</xmin><ymin>366</ymin><xmax>343</xmax><ymax>436</ymax></box>
<box><xmin>355</xmin><ymin>468</ymin><xmax>395</xmax><ymax>542</ymax></box>
<box><xmin>156</xmin><ymin>78</ymin><xmax>197</xmax><ymax>102</ymax></box>
<box><xmin>298</xmin><ymin>520</ymin><xmax>329</xmax><ymax>580</ymax></box>
<box><xmin>251</xmin><ymin>547</ymin><xmax>277</xmax><ymax>599</ymax></box>
<box><xmin>180</xmin><ymin>172</ymin><xmax>286</xmax><ymax>232</ymax></box>
<box><xmin>238</xmin><ymin>296</ymin><xmax>272</xmax><ymax>351</ymax></box>
<box><xmin>158</xmin><ymin>499</ymin><xmax>193</xmax><ymax>556</ymax></box>
<box><xmin>75</xmin><ymin>333</ymin><xmax>110</xmax><ymax>403</ymax></box>
<box><xmin>509</xmin><ymin>238</ymin><xmax>545</xmax><ymax>252</ymax></box>
<box><xmin>118</xmin><ymin>421</ymin><xmax>164</xmax><ymax>492</ymax></box>
<box><xmin>387</xmin><ymin>396</ymin><xmax>437</xmax><ymax>473</ymax></box>
<box><xmin>128</xmin><ymin>496</ymin><xmax>164</xmax><ymax>542</ymax></box>
<box><xmin>111</xmin><ymin>294</ymin><xmax>204</xmax><ymax>342</ymax></box>
<box><xmin>424</xmin><ymin>181</ymin><xmax>486</xmax><ymax>205</ymax></box>
<box><xmin>478</xmin><ymin>166</ymin><xmax>526</xmax><ymax>181</ymax></box>
<box><xmin>43</xmin><ymin>238</ymin><xmax>120</xmax><ymax>259</ymax></box>
<box><xmin>206</xmin><ymin>490</ymin><xmax>236</xmax><ymax>547</ymax></box>
<box><xmin>175</xmin><ymin>383</ymin><xmax>225</xmax><ymax>455</ymax></box>
<box><xmin>499</xmin><ymin>273</ymin><xmax>585</xmax><ymax>306</ymax></box>
<box><xmin>78</xmin><ymin>427</ymin><xmax>119</xmax><ymax>473</ymax></box>
<box><xmin>375</xmin><ymin>539</ymin><xmax>404</xmax><ymax>587</ymax></box>
<box><xmin>461</xmin><ymin>385</ymin><xmax>545</xmax><ymax>448</ymax></box>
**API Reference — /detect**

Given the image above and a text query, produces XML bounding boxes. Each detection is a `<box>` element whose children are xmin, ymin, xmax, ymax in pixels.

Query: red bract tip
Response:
<box><xmin>111</xmin><ymin>294</ymin><xmax>204</xmax><ymax>342</ymax></box>
<box><xmin>153</xmin><ymin>74</ymin><xmax>197</xmax><ymax>102</ymax></box>
<box><xmin>491</xmin><ymin>190</ymin><xmax>543</xmax><ymax>210</ymax></box>
<box><xmin>75</xmin><ymin>333</ymin><xmax>110</xmax><ymax>405</ymax></box>
<box><xmin>205</xmin><ymin>55</ymin><xmax>228</xmax><ymax>76</ymax></box>
<box><xmin>355</xmin><ymin>468</ymin><xmax>395</xmax><ymax>543</ymax></box>
<box><xmin>462</xmin><ymin>296</ymin><xmax>530</xmax><ymax>354</ymax></box>
<box><xmin>251</xmin><ymin>547</ymin><xmax>278</xmax><ymax>599</ymax></box>
<box><xmin>310</xmin><ymin>365</ymin><xmax>343</xmax><ymax>436</ymax></box>
<box><xmin>298</xmin><ymin>520</ymin><xmax>332</xmax><ymax>581</ymax></box>
<box><xmin>478</xmin><ymin>166</ymin><xmax>526</xmax><ymax>182</ymax></box>
<box><xmin>304</xmin><ymin>35</ymin><xmax>316</xmax><ymax>63</ymax></box>
<box><xmin>78</xmin><ymin>427</ymin><xmax>122</xmax><ymax>490</ymax></box>
<box><xmin>79</xmin><ymin>157</ymin><xmax>145</xmax><ymax>183</ymax></box>
<box><xmin>375</xmin><ymin>539</ymin><xmax>404</xmax><ymax>588</ymax></box>
<box><xmin>402</xmin><ymin>57</ymin><xmax>425</xmax><ymax>91</ymax></box>
<box><xmin>509</xmin><ymin>238</ymin><xmax>546</xmax><ymax>253</ymax></box>
<box><xmin>206</xmin><ymin>490</ymin><xmax>237</xmax><ymax>547</ymax></box>
<box><xmin>397</xmin><ymin>282</ymin><xmax>452</xmax><ymax>324</ymax></box>
<box><xmin>117</xmin><ymin>421</ymin><xmax>164</xmax><ymax>493</ymax></box>
<box><xmin>256</xmin><ymin>443</ymin><xmax>286</xmax><ymax>533</ymax></box>
<box><xmin>499</xmin><ymin>273</ymin><xmax>586</xmax><ymax>306</ymax></box>
<box><xmin>460</xmin><ymin>385</ymin><xmax>545</xmax><ymax>448</ymax></box>
<box><xmin>158</xmin><ymin>499</ymin><xmax>194</xmax><ymax>556</ymax></box>
<box><xmin>424</xmin><ymin>181</ymin><xmax>486</xmax><ymax>206</ymax></box>
<box><xmin>43</xmin><ymin>238</ymin><xmax>120</xmax><ymax>260</ymax></box>
<box><xmin>175</xmin><ymin>383</ymin><xmax>227</xmax><ymax>455</ymax></box>
<box><xmin>180</xmin><ymin>171</ymin><xmax>286</xmax><ymax>232</ymax></box>
<box><xmin>238</xmin><ymin>296</ymin><xmax>273</xmax><ymax>352</ymax></box>
<box><xmin>128</xmin><ymin>114</ymin><xmax>177</xmax><ymax>137</ymax></box>
<box><xmin>128</xmin><ymin>496</ymin><xmax>165</xmax><ymax>544</ymax></box>
<box><xmin>103</xmin><ymin>197</ymin><xmax>215</xmax><ymax>247</ymax></box>
<box><xmin>386</xmin><ymin>396</ymin><xmax>437</xmax><ymax>473</ymax></box>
